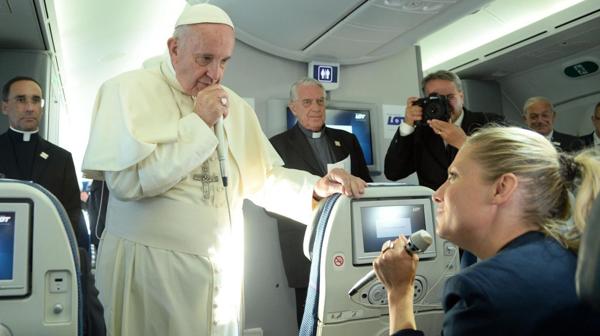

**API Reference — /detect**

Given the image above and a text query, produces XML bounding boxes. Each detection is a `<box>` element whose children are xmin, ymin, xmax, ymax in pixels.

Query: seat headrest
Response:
<box><xmin>576</xmin><ymin>194</ymin><xmax>600</xmax><ymax>311</ymax></box>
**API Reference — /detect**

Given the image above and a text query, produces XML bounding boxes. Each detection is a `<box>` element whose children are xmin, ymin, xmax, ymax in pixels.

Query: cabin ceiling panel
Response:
<box><xmin>208</xmin><ymin>0</ymin><xmax>492</xmax><ymax>65</ymax></box>
<box><xmin>207</xmin><ymin>0</ymin><xmax>366</xmax><ymax>51</ymax></box>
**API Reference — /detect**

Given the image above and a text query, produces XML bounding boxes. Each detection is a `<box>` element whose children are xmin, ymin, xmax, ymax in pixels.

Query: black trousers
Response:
<box><xmin>295</xmin><ymin>287</ymin><xmax>308</xmax><ymax>328</ymax></box>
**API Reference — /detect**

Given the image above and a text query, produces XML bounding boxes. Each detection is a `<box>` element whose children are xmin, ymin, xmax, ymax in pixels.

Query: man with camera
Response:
<box><xmin>385</xmin><ymin>70</ymin><xmax>503</xmax><ymax>267</ymax></box>
<box><xmin>385</xmin><ymin>70</ymin><xmax>503</xmax><ymax>191</ymax></box>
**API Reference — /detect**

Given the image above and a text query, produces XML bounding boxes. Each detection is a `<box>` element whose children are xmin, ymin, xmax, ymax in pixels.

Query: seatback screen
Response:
<box><xmin>351</xmin><ymin>196</ymin><xmax>436</xmax><ymax>265</ymax></box>
<box><xmin>0</xmin><ymin>200</ymin><xmax>31</xmax><ymax>297</ymax></box>
<box><xmin>360</xmin><ymin>204</ymin><xmax>426</xmax><ymax>253</ymax></box>
<box><xmin>0</xmin><ymin>211</ymin><xmax>16</xmax><ymax>280</ymax></box>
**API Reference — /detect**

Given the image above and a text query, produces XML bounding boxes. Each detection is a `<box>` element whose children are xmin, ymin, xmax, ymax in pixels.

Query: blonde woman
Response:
<box><xmin>374</xmin><ymin>126</ymin><xmax>600</xmax><ymax>336</ymax></box>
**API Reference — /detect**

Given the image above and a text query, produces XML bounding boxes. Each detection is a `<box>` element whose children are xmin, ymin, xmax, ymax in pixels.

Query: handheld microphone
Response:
<box><xmin>347</xmin><ymin>230</ymin><xmax>433</xmax><ymax>297</ymax></box>
<box><xmin>215</xmin><ymin>116</ymin><xmax>228</xmax><ymax>187</ymax></box>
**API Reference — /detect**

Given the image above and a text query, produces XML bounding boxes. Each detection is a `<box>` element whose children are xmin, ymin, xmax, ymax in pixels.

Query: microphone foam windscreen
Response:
<box><xmin>411</xmin><ymin>230</ymin><xmax>433</xmax><ymax>252</ymax></box>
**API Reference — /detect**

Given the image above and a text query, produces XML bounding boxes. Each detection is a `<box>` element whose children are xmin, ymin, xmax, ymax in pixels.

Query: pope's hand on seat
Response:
<box><xmin>313</xmin><ymin>168</ymin><xmax>367</xmax><ymax>200</ymax></box>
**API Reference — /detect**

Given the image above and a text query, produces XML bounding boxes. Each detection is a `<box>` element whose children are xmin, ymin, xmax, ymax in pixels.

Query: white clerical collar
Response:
<box><xmin>297</xmin><ymin>123</ymin><xmax>324</xmax><ymax>139</ymax></box>
<box><xmin>10</xmin><ymin>127</ymin><xmax>39</xmax><ymax>142</ymax></box>
<box><xmin>545</xmin><ymin>130</ymin><xmax>554</xmax><ymax>142</ymax></box>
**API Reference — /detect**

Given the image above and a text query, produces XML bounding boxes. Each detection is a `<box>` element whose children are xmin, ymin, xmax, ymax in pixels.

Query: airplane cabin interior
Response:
<box><xmin>0</xmin><ymin>0</ymin><xmax>599</xmax><ymax>335</ymax></box>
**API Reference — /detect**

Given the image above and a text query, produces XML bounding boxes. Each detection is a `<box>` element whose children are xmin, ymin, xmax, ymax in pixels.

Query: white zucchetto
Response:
<box><xmin>175</xmin><ymin>3</ymin><xmax>234</xmax><ymax>29</ymax></box>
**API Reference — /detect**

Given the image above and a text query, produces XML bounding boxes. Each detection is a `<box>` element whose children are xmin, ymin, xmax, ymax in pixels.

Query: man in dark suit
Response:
<box><xmin>269</xmin><ymin>77</ymin><xmax>372</xmax><ymax>327</ymax></box>
<box><xmin>1</xmin><ymin>76</ymin><xmax>81</xmax><ymax>230</ymax></box>
<box><xmin>385</xmin><ymin>70</ymin><xmax>503</xmax><ymax>191</ymax></box>
<box><xmin>523</xmin><ymin>96</ymin><xmax>583</xmax><ymax>152</ymax></box>
<box><xmin>580</xmin><ymin>102</ymin><xmax>600</xmax><ymax>148</ymax></box>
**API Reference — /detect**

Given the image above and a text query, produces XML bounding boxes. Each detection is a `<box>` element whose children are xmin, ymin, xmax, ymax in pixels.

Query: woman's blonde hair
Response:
<box><xmin>464</xmin><ymin>126</ymin><xmax>600</xmax><ymax>251</ymax></box>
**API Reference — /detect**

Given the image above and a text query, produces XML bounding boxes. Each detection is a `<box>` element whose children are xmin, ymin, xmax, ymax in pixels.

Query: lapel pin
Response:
<box><xmin>40</xmin><ymin>152</ymin><xmax>49</xmax><ymax>159</ymax></box>
<box><xmin>334</xmin><ymin>140</ymin><xmax>341</xmax><ymax>147</ymax></box>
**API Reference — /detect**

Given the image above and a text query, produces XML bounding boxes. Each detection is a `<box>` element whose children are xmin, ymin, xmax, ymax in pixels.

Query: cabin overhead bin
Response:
<box><xmin>422</xmin><ymin>0</ymin><xmax>600</xmax><ymax>76</ymax></box>
<box><xmin>0</xmin><ymin>0</ymin><xmax>65</xmax><ymax>142</ymax></box>
<box><xmin>420</xmin><ymin>0</ymin><xmax>600</xmax><ymax>135</ymax></box>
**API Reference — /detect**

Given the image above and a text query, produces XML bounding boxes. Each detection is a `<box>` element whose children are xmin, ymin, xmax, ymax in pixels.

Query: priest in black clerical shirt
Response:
<box><xmin>1</xmin><ymin>76</ymin><xmax>105</xmax><ymax>335</ymax></box>
<box><xmin>0</xmin><ymin>76</ymin><xmax>82</xmax><ymax>233</ymax></box>
<box><xmin>269</xmin><ymin>77</ymin><xmax>372</xmax><ymax>328</ymax></box>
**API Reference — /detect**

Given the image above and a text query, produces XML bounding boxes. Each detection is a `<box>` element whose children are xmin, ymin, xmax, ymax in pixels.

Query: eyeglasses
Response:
<box><xmin>8</xmin><ymin>95</ymin><xmax>45</xmax><ymax>108</ymax></box>
<box><xmin>299</xmin><ymin>98</ymin><xmax>325</xmax><ymax>108</ymax></box>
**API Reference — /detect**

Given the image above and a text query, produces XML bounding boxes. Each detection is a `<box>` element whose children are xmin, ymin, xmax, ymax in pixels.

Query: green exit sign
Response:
<box><xmin>564</xmin><ymin>61</ymin><xmax>598</xmax><ymax>78</ymax></box>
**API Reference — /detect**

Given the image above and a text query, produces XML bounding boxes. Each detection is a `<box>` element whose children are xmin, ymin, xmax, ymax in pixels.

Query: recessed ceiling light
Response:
<box><xmin>384</xmin><ymin>0</ymin><xmax>411</xmax><ymax>7</ymax></box>
<box><xmin>421</xmin><ymin>3</ymin><xmax>445</xmax><ymax>12</ymax></box>
<box><xmin>384</xmin><ymin>0</ymin><xmax>447</xmax><ymax>13</ymax></box>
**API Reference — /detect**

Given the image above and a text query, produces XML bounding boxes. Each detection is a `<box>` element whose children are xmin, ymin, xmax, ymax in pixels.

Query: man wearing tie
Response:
<box><xmin>269</xmin><ymin>77</ymin><xmax>372</xmax><ymax>327</ymax></box>
<box><xmin>580</xmin><ymin>102</ymin><xmax>600</xmax><ymax>147</ymax></box>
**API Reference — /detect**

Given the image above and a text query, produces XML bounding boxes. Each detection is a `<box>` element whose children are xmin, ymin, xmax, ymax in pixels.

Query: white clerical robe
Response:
<box><xmin>82</xmin><ymin>56</ymin><xmax>319</xmax><ymax>336</ymax></box>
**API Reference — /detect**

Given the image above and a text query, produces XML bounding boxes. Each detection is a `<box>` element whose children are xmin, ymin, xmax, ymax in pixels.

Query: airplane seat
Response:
<box><xmin>300</xmin><ymin>184</ymin><xmax>460</xmax><ymax>336</ymax></box>
<box><xmin>0</xmin><ymin>179</ymin><xmax>82</xmax><ymax>336</ymax></box>
<box><xmin>576</xmin><ymin>192</ymin><xmax>600</xmax><ymax>311</ymax></box>
<box><xmin>300</xmin><ymin>193</ymin><xmax>342</xmax><ymax>336</ymax></box>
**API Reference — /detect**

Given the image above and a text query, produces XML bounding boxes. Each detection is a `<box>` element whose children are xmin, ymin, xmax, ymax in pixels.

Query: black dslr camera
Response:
<box><xmin>412</xmin><ymin>93</ymin><xmax>451</xmax><ymax>125</ymax></box>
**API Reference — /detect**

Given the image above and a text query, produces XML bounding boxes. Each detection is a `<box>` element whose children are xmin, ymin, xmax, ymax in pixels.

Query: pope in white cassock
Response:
<box><xmin>82</xmin><ymin>3</ymin><xmax>366</xmax><ymax>336</ymax></box>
